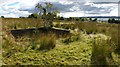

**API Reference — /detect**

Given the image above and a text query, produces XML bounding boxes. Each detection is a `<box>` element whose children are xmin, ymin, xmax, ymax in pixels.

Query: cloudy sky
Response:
<box><xmin>0</xmin><ymin>0</ymin><xmax>119</xmax><ymax>18</ymax></box>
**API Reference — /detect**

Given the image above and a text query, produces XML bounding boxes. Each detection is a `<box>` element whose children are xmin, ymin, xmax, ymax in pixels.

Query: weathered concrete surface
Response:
<box><xmin>10</xmin><ymin>27</ymin><xmax>71</xmax><ymax>38</ymax></box>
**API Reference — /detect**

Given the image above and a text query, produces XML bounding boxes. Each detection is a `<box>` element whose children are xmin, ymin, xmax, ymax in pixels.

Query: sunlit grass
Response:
<box><xmin>3</xmin><ymin>32</ymin><xmax>92</xmax><ymax>65</ymax></box>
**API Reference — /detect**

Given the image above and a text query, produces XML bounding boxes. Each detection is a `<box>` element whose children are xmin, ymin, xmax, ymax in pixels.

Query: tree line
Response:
<box><xmin>108</xmin><ymin>18</ymin><xmax>120</xmax><ymax>24</ymax></box>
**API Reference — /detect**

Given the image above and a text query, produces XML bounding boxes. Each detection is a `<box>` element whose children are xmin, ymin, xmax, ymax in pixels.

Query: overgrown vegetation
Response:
<box><xmin>2</xmin><ymin>17</ymin><xmax>120</xmax><ymax>65</ymax></box>
<box><xmin>1</xmin><ymin>1</ymin><xmax>120</xmax><ymax>66</ymax></box>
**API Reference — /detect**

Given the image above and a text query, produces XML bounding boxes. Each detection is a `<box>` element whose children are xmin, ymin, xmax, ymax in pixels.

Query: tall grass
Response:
<box><xmin>62</xmin><ymin>33</ymin><xmax>80</xmax><ymax>44</ymax></box>
<box><xmin>2</xmin><ymin>32</ymin><xmax>24</xmax><ymax>58</ymax></box>
<box><xmin>75</xmin><ymin>22</ymin><xmax>119</xmax><ymax>55</ymax></box>
<box><xmin>28</xmin><ymin>33</ymin><xmax>57</xmax><ymax>51</ymax></box>
<box><xmin>54</xmin><ymin>21</ymin><xmax>119</xmax><ymax>55</ymax></box>
<box><xmin>115</xmin><ymin>24</ymin><xmax>120</xmax><ymax>53</ymax></box>
<box><xmin>38</xmin><ymin>34</ymin><xmax>56</xmax><ymax>50</ymax></box>
<box><xmin>91</xmin><ymin>34</ymin><xmax>117</xmax><ymax>66</ymax></box>
<box><xmin>2</xmin><ymin>18</ymin><xmax>44</xmax><ymax>30</ymax></box>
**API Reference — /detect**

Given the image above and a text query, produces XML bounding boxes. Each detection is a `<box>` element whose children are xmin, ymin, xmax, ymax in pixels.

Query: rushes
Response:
<box><xmin>38</xmin><ymin>34</ymin><xmax>56</xmax><ymax>50</ymax></box>
<box><xmin>91</xmin><ymin>34</ymin><xmax>117</xmax><ymax>66</ymax></box>
<box><xmin>29</xmin><ymin>33</ymin><xmax>56</xmax><ymax>51</ymax></box>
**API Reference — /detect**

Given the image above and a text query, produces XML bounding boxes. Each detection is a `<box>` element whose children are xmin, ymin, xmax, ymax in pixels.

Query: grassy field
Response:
<box><xmin>2</xmin><ymin>18</ymin><xmax>44</xmax><ymax>30</ymax></box>
<box><xmin>2</xmin><ymin>18</ymin><xmax>120</xmax><ymax>66</ymax></box>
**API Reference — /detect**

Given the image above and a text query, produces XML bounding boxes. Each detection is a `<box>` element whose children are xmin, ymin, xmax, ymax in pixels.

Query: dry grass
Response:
<box><xmin>2</xmin><ymin>18</ymin><xmax>44</xmax><ymax>30</ymax></box>
<box><xmin>91</xmin><ymin>34</ymin><xmax>117</xmax><ymax>66</ymax></box>
<box><xmin>3</xmin><ymin>18</ymin><xmax>119</xmax><ymax>52</ymax></box>
<box><xmin>33</xmin><ymin>33</ymin><xmax>57</xmax><ymax>51</ymax></box>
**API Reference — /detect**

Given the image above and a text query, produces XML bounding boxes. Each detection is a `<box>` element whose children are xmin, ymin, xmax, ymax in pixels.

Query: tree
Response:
<box><xmin>108</xmin><ymin>18</ymin><xmax>115</xmax><ymax>23</ymax></box>
<box><xmin>1</xmin><ymin>16</ymin><xmax>4</xmax><ymax>18</ymax></box>
<box><xmin>81</xmin><ymin>18</ymin><xmax>84</xmax><ymax>21</ymax></box>
<box><xmin>111</xmin><ymin>18</ymin><xmax>115</xmax><ymax>23</ymax></box>
<box><xmin>93</xmin><ymin>18</ymin><xmax>97</xmax><ymax>22</ymax></box>
<box><xmin>89</xmin><ymin>18</ymin><xmax>92</xmax><ymax>21</ymax></box>
<box><xmin>36</xmin><ymin>2</ymin><xmax>53</xmax><ymax>18</ymax></box>
<box><xmin>19</xmin><ymin>16</ymin><xmax>25</xmax><ymax>18</ymax></box>
<box><xmin>36</xmin><ymin>2</ymin><xmax>59</xmax><ymax>27</ymax></box>
<box><xmin>108</xmin><ymin>18</ymin><xmax>111</xmax><ymax>23</ymax></box>
<box><xmin>67</xmin><ymin>17</ymin><xmax>73</xmax><ymax>21</ymax></box>
<box><xmin>115</xmin><ymin>20</ymin><xmax>120</xmax><ymax>24</ymax></box>
<box><xmin>59</xmin><ymin>17</ymin><xmax>64</xmax><ymax>20</ymax></box>
<box><xmin>76</xmin><ymin>18</ymin><xmax>80</xmax><ymax>21</ymax></box>
<box><xmin>28</xmin><ymin>13</ymin><xmax>39</xmax><ymax>18</ymax></box>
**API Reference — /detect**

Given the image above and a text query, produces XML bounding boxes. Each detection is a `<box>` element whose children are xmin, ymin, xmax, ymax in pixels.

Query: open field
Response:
<box><xmin>2</xmin><ymin>18</ymin><xmax>120</xmax><ymax>66</ymax></box>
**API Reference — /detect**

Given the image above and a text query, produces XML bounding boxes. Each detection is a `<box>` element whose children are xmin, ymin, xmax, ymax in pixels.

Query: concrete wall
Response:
<box><xmin>10</xmin><ymin>27</ymin><xmax>71</xmax><ymax>38</ymax></box>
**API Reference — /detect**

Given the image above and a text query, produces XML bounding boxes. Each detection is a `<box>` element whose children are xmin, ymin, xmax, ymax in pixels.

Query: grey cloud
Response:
<box><xmin>52</xmin><ymin>2</ymin><xmax>74</xmax><ymax>12</ymax></box>
<box><xmin>77</xmin><ymin>2</ymin><xmax>115</xmax><ymax>14</ymax></box>
<box><xmin>27</xmin><ymin>1</ymin><xmax>117</xmax><ymax>16</ymax></box>
<box><xmin>55</xmin><ymin>2</ymin><xmax>115</xmax><ymax>14</ymax></box>
<box><xmin>93</xmin><ymin>2</ymin><xmax>118</xmax><ymax>4</ymax></box>
<box><xmin>61</xmin><ymin>0</ymin><xmax>120</xmax><ymax>2</ymax></box>
<box><xmin>27</xmin><ymin>2</ymin><xmax>74</xmax><ymax>13</ymax></box>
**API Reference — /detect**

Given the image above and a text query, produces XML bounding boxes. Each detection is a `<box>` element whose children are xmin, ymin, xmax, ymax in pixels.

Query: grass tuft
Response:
<box><xmin>91</xmin><ymin>34</ymin><xmax>117</xmax><ymax>66</ymax></box>
<box><xmin>29</xmin><ymin>33</ymin><xmax>57</xmax><ymax>51</ymax></box>
<box><xmin>39</xmin><ymin>34</ymin><xmax>56</xmax><ymax>50</ymax></box>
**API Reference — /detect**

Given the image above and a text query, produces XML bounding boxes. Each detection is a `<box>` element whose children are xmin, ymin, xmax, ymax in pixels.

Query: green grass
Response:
<box><xmin>3</xmin><ymin>30</ymin><xmax>117</xmax><ymax>65</ymax></box>
<box><xmin>3</xmin><ymin>43</ymin><xmax>91</xmax><ymax>65</ymax></box>
<box><xmin>3</xmin><ymin>32</ymin><xmax>92</xmax><ymax>65</ymax></box>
